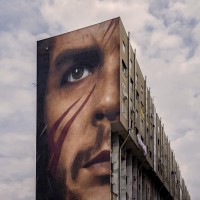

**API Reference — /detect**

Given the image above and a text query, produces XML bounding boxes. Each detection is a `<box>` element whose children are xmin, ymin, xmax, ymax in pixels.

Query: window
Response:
<box><xmin>141</xmin><ymin>85</ymin><xmax>143</xmax><ymax>94</ymax></box>
<box><xmin>149</xmin><ymin>151</ymin><xmax>152</xmax><ymax>158</ymax></box>
<box><xmin>131</xmin><ymin>119</ymin><xmax>133</xmax><ymax>128</ymax></box>
<box><xmin>130</xmin><ymin>59</ymin><xmax>133</xmax><ymax>69</ymax></box>
<box><xmin>136</xmin><ymin>90</ymin><xmax>139</xmax><ymax>101</ymax></box>
<box><xmin>141</xmin><ymin>119</ymin><xmax>144</xmax><ymax>127</ymax></box>
<box><xmin>122</xmin><ymin>41</ymin><xmax>126</xmax><ymax>53</ymax></box>
<box><xmin>131</xmin><ymin>110</ymin><xmax>135</xmax><ymax>119</ymax></box>
<box><xmin>136</xmin><ymin>109</ymin><xmax>138</xmax><ymax>119</ymax></box>
<box><xmin>130</xmin><ymin>78</ymin><xmax>134</xmax><ymax>91</ymax></box>
<box><xmin>130</xmin><ymin>98</ymin><xmax>134</xmax><ymax>110</ymax></box>
<box><xmin>136</xmin><ymin>73</ymin><xmax>138</xmax><ymax>83</ymax></box>
<box><xmin>135</xmin><ymin>127</ymin><xmax>139</xmax><ymax>134</ymax></box>
<box><xmin>122</xmin><ymin>60</ymin><xmax>127</xmax><ymax>76</ymax></box>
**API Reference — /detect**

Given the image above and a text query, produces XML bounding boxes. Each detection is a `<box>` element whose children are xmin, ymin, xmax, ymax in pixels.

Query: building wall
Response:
<box><xmin>110</xmin><ymin>17</ymin><xmax>190</xmax><ymax>200</ymax></box>
<box><xmin>37</xmin><ymin>17</ymin><xmax>190</xmax><ymax>200</ymax></box>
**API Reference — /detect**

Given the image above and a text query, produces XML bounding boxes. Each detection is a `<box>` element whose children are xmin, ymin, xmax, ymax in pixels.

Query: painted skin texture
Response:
<box><xmin>44</xmin><ymin>19</ymin><xmax>120</xmax><ymax>200</ymax></box>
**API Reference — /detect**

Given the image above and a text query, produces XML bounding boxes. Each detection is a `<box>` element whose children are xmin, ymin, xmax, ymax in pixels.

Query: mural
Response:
<box><xmin>37</xmin><ymin>18</ymin><xmax>120</xmax><ymax>200</ymax></box>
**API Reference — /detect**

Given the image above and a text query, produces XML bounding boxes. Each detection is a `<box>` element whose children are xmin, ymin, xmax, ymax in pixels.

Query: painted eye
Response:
<box><xmin>66</xmin><ymin>66</ymin><xmax>92</xmax><ymax>83</ymax></box>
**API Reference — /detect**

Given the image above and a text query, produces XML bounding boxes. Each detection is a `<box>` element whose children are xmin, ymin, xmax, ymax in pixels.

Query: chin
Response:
<box><xmin>80</xmin><ymin>184</ymin><xmax>110</xmax><ymax>200</ymax></box>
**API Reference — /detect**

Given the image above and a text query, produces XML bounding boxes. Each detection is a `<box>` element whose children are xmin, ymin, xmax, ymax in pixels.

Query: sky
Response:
<box><xmin>0</xmin><ymin>0</ymin><xmax>199</xmax><ymax>199</ymax></box>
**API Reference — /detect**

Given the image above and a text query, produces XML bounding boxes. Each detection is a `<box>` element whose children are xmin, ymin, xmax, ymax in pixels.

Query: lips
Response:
<box><xmin>83</xmin><ymin>150</ymin><xmax>110</xmax><ymax>168</ymax></box>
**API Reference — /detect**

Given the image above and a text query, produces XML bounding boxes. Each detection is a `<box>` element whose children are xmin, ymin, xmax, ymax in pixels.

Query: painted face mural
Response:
<box><xmin>37</xmin><ymin>18</ymin><xmax>120</xmax><ymax>200</ymax></box>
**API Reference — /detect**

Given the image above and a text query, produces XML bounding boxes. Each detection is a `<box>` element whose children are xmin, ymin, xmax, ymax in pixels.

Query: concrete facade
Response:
<box><xmin>111</xmin><ymin>17</ymin><xmax>190</xmax><ymax>200</ymax></box>
<box><xmin>37</xmin><ymin>16</ymin><xmax>190</xmax><ymax>200</ymax></box>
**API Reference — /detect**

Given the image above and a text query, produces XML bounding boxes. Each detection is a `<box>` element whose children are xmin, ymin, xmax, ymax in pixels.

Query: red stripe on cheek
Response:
<box><xmin>49</xmin><ymin>84</ymin><xmax>96</xmax><ymax>176</ymax></box>
<box><xmin>48</xmin><ymin>97</ymin><xmax>82</xmax><ymax>156</ymax></box>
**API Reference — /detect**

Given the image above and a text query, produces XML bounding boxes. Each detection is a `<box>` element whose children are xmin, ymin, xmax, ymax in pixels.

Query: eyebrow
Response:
<box><xmin>54</xmin><ymin>45</ymin><xmax>103</xmax><ymax>71</ymax></box>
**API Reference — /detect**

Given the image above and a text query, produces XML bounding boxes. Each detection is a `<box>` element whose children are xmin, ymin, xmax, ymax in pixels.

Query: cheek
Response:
<box><xmin>59</xmin><ymin>135</ymin><xmax>76</xmax><ymax>172</ymax></box>
<box><xmin>45</xmin><ymin>93</ymin><xmax>78</xmax><ymax>129</ymax></box>
<box><xmin>58</xmin><ymin>113</ymin><xmax>96</xmax><ymax>169</ymax></box>
<box><xmin>58</xmin><ymin>129</ymin><xmax>86</xmax><ymax>180</ymax></box>
<box><xmin>45</xmin><ymin>83</ymin><xmax>97</xmax><ymax>174</ymax></box>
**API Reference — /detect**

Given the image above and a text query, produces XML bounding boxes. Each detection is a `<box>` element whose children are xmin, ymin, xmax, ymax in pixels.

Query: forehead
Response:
<box><xmin>51</xmin><ymin>19</ymin><xmax>120</xmax><ymax>57</ymax></box>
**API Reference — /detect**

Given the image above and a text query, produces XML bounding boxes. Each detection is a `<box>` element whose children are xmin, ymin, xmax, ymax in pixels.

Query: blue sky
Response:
<box><xmin>0</xmin><ymin>0</ymin><xmax>200</xmax><ymax>199</ymax></box>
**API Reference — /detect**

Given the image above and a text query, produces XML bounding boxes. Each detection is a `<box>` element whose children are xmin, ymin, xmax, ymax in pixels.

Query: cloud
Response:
<box><xmin>0</xmin><ymin>131</ymin><xmax>35</xmax><ymax>200</ymax></box>
<box><xmin>171</xmin><ymin>129</ymin><xmax>200</xmax><ymax>197</ymax></box>
<box><xmin>0</xmin><ymin>177</ymin><xmax>35</xmax><ymax>200</ymax></box>
<box><xmin>0</xmin><ymin>0</ymin><xmax>200</xmax><ymax>199</ymax></box>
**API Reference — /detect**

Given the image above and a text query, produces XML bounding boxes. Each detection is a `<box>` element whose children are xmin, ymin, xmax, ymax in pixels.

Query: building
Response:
<box><xmin>111</xmin><ymin>17</ymin><xmax>190</xmax><ymax>200</ymax></box>
<box><xmin>36</xmin><ymin>17</ymin><xmax>190</xmax><ymax>200</ymax></box>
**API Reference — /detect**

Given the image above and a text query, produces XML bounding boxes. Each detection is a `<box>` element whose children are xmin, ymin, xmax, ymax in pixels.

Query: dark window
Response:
<box><xmin>136</xmin><ymin>90</ymin><xmax>139</xmax><ymax>100</ymax></box>
<box><xmin>122</xmin><ymin>60</ymin><xmax>127</xmax><ymax>76</ymax></box>
<box><xmin>131</xmin><ymin>119</ymin><xmax>133</xmax><ymax>129</ymax></box>
<box><xmin>122</xmin><ymin>41</ymin><xmax>126</xmax><ymax>53</ymax></box>
<box><xmin>130</xmin><ymin>78</ymin><xmax>134</xmax><ymax>91</ymax></box>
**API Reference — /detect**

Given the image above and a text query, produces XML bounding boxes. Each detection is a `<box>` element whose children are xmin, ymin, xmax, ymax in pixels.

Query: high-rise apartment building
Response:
<box><xmin>37</xmin><ymin>17</ymin><xmax>190</xmax><ymax>200</ymax></box>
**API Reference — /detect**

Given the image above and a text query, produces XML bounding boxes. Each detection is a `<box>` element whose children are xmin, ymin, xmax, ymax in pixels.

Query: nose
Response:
<box><xmin>92</xmin><ymin>70</ymin><xmax>120</xmax><ymax>126</ymax></box>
